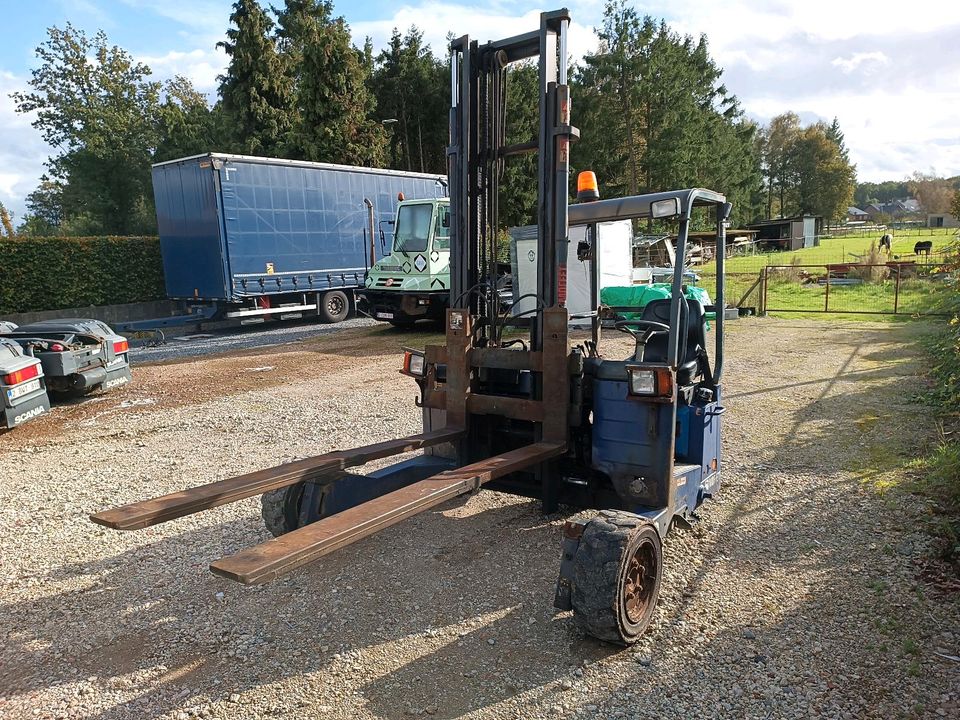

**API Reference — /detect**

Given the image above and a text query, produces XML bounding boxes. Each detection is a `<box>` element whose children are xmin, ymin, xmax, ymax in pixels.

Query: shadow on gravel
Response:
<box><xmin>0</xmin><ymin>496</ymin><xmax>618</xmax><ymax>720</ymax></box>
<box><xmin>552</xmin><ymin>322</ymin><xmax>956</xmax><ymax>718</ymax></box>
<box><xmin>5</xmin><ymin>322</ymin><xmax>951</xmax><ymax>719</ymax></box>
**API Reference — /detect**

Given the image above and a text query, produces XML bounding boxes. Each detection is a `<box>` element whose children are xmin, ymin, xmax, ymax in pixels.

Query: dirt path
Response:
<box><xmin>0</xmin><ymin>318</ymin><xmax>957</xmax><ymax>720</ymax></box>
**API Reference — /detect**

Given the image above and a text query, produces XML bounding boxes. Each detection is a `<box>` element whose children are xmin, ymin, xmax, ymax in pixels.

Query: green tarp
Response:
<box><xmin>600</xmin><ymin>284</ymin><xmax>715</xmax><ymax>321</ymax></box>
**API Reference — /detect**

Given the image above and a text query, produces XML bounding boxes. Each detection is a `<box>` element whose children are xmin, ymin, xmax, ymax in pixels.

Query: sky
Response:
<box><xmin>2</xmin><ymin>0</ymin><xmax>959</xmax><ymax>220</ymax></box>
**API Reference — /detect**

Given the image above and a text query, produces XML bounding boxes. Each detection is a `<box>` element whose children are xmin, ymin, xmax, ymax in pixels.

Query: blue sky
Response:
<box><xmin>3</xmin><ymin>0</ymin><xmax>960</xmax><ymax>220</ymax></box>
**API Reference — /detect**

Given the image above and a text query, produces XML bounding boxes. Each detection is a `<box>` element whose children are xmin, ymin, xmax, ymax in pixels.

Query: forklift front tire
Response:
<box><xmin>570</xmin><ymin>510</ymin><xmax>662</xmax><ymax>645</ymax></box>
<box><xmin>261</xmin><ymin>483</ymin><xmax>307</xmax><ymax>537</ymax></box>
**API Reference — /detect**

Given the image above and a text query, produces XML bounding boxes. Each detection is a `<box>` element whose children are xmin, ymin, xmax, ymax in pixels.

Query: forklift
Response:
<box><xmin>92</xmin><ymin>9</ymin><xmax>729</xmax><ymax>645</ymax></box>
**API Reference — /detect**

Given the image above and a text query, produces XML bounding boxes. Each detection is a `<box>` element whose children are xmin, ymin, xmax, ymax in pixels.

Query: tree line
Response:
<box><xmin>10</xmin><ymin>0</ymin><xmax>859</xmax><ymax>236</ymax></box>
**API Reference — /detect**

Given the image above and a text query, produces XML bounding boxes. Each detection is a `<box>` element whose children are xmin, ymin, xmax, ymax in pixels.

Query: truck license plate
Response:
<box><xmin>376</xmin><ymin>312</ymin><xmax>394</xmax><ymax>320</ymax></box>
<box><xmin>7</xmin><ymin>379</ymin><xmax>41</xmax><ymax>400</ymax></box>
<box><xmin>106</xmin><ymin>355</ymin><xmax>126</xmax><ymax>368</ymax></box>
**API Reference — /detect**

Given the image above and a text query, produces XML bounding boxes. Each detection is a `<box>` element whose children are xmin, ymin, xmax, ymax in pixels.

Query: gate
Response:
<box><xmin>744</xmin><ymin>262</ymin><xmax>953</xmax><ymax>316</ymax></box>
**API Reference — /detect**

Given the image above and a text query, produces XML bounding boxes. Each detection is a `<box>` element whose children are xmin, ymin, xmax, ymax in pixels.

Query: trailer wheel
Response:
<box><xmin>261</xmin><ymin>483</ymin><xmax>307</xmax><ymax>537</ymax></box>
<box><xmin>570</xmin><ymin>510</ymin><xmax>662</xmax><ymax>645</ymax></box>
<box><xmin>320</xmin><ymin>291</ymin><xmax>350</xmax><ymax>323</ymax></box>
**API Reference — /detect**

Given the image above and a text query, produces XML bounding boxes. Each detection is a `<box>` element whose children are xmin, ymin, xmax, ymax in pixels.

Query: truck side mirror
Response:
<box><xmin>441</xmin><ymin>212</ymin><xmax>450</xmax><ymax>229</ymax></box>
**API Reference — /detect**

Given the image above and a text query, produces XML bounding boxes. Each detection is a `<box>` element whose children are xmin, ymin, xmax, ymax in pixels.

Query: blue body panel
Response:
<box><xmin>152</xmin><ymin>154</ymin><xmax>444</xmax><ymax>301</ymax></box>
<box><xmin>153</xmin><ymin>160</ymin><xmax>228</xmax><ymax>299</ymax></box>
<box><xmin>591</xmin><ymin>379</ymin><xmax>675</xmax><ymax>509</ymax></box>
<box><xmin>591</xmin><ymin>378</ymin><xmax>723</xmax><ymax>520</ymax></box>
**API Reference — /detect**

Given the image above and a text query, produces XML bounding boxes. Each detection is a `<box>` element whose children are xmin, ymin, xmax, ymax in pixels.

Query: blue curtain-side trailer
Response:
<box><xmin>150</xmin><ymin>153</ymin><xmax>446</xmax><ymax>325</ymax></box>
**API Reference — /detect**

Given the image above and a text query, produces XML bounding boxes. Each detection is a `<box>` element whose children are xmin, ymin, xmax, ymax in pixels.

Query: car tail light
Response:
<box><xmin>113</xmin><ymin>339</ymin><xmax>129</xmax><ymax>354</ymax></box>
<box><xmin>3</xmin><ymin>363</ymin><xmax>40</xmax><ymax>385</ymax></box>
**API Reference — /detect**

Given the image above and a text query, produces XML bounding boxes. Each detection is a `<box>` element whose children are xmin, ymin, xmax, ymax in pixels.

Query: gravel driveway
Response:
<box><xmin>127</xmin><ymin>317</ymin><xmax>377</xmax><ymax>364</ymax></box>
<box><xmin>1</xmin><ymin>318</ymin><xmax>957</xmax><ymax>719</ymax></box>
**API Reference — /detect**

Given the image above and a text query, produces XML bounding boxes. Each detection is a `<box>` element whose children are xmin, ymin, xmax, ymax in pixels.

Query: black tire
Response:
<box><xmin>320</xmin><ymin>290</ymin><xmax>350</xmax><ymax>323</ymax></box>
<box><xmin>260</xmin><ymin>482</ymin><xmax>306</xmax><ymax>537</ymax></box>
<box><xmin>570</xmin><ymin>510</ymin><xmax>663</xmax><ymax>645</ymax></box>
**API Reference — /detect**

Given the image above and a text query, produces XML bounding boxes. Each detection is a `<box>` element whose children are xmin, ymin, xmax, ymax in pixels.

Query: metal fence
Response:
<box><xmin>745</xmin><ymin>262</ymin><xmax>954</xmax><ymax>316</ymax></box>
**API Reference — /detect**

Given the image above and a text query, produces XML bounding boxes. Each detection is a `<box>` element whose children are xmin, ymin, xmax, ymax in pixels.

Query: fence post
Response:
<box><xmin>761</xmin><ymin>267</ymin><xmax>768</xmax><ymax>315</ymax></box>
<box><xmin>825</xmin><ymin>267</ymin><xmax>830</xmax><ymax>312</ymax></box>
<box><xmin>893</xmin><ymin>265</ymin><xmax>901</xmax><ymax>314</ymax></box>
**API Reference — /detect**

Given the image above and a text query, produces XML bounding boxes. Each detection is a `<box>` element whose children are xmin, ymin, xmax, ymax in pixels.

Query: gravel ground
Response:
<box><xmin>128</xmin><ymin>317</ymin><xmax>378</xmax><ymax>364</ymax></box>
<box><xmin>1</xmin><ymin>317</ymin><xmax>957</xmax><ymax>720</ymax></box>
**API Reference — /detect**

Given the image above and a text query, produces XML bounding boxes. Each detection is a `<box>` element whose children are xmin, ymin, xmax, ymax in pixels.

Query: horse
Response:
<box><xmin>879</xmin><ymin>234</ymin><xmax>892</xmax><ymax>253</ymax></box>
<box><xmin>914</xmin><ymin>240</ymin><xmax>932</xmax><ymax>258</ymax></box>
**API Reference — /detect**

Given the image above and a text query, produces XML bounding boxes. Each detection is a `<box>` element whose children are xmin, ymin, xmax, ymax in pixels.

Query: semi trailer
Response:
<box><xmin>149</xmin><ymin>153</ymin><xmax>445</xmax><ymax>326</ymax></box>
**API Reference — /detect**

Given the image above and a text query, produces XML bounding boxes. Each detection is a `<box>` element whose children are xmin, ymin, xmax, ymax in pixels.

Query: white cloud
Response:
<box><xmin>0</xmin><ymin>72</ymin><xmax>50</xmax><ymax>222</ymax></box>
<box><xmin>137</xmin><ymin>47</ymin><xmax>227</xmax><ymax>94</ymax></box>
<box><xmin>831</xmin><ymin>51</ymin><xmax>890</xmax><ymax>75</ymax></box>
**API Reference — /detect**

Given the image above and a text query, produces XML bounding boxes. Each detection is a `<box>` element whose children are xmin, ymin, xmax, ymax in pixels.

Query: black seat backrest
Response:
<box><xmin>639</xmin><ymin>297</ymin><xmax>707</xmax><ymax>367</ymax></box>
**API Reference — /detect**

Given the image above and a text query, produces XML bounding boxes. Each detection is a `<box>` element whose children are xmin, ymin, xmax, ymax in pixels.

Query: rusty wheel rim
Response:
<box><xmin>623</xmin><ymin>539</ymin><xmax>657</xmax><ymax>625</ymax></box>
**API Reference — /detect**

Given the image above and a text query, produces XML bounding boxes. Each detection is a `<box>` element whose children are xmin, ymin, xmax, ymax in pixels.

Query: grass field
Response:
<box><xmin>690</xmin><ymin>227</ymin><xmax>957</xmax><ymax>320</ymax></box>
<box><xmin>697</xmin><ymin>226</ymin><xmax>957</xmax><ymax>276</ymax></box>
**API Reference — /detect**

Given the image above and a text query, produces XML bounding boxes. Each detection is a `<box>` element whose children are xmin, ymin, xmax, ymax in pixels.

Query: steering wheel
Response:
<box><xmin>614</xmin><ymin>319</ymin><xmax>670</xmax><ymax>340</ymax></box>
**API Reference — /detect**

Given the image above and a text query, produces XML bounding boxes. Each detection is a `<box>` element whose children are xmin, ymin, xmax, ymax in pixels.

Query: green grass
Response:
<box><xmin>692</xmin><ymin>228</ymin><xmax>957</xmax><ymax>319</ymax></box>
<box><xmin>698</xmin><ymin>227</ymin><xmax>957</xmax><ymax>276</ymax></box>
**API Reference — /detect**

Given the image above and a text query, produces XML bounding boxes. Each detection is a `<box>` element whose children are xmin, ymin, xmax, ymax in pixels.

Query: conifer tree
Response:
<box><xmin>218</xmin><ymin>0</ymin><xmax>292</xmax><ymax>156</ymax></box>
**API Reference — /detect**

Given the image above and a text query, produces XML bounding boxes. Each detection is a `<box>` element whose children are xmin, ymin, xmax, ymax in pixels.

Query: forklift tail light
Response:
<box><xmin>576</xmin><ymin>171</ymin><xmax>599</xmax><ymax>203</ymax></box>
<box><xmin>627</xmin><ymin>367</ymin><xmax>673</xmax><ymax>399</ymax></box>
<box><xmin>113</xmin><ymin>339</ymin><xmax>129</xmax><ymax>354</ymax></box>
<box><xmin>400</xmin><ymin>350</ymin><xmax>426</xmax><ymax>377</ymax></box>
<box><xmin>3</xmin><ymin>362</ymin><xmax>40</xmax><ymax>386</ymax></box>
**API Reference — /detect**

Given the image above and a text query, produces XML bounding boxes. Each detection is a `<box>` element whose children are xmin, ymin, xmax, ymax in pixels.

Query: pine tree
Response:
<box><xmin>573</xmin><ymin>2</ymin><xmax>762</xmax><ymax>224</ymax></box>
<box><xmin>825</xmin><ymin>117</ymin><xmax>849</xmax><ymax>162</ymax></box>
<box><xmin>218</xmin><ymin>0</ymin><xmax>292</xmax><ymax>156</ymax></box>
<box><xmin>288</xmin><ymin>10</ymin><xmax>385</xmax><ymax>165</ymax></box>
<box><xmin>370</xmin><ymin>27</ymin><xmax>448</xmax><ymax>173</ymax></box>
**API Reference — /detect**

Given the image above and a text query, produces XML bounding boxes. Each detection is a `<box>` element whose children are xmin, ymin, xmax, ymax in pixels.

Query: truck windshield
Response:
<box><xmin>394</xmin><ymin>204</ymin><xmax>433</xmax><ymax>253</ymax></box>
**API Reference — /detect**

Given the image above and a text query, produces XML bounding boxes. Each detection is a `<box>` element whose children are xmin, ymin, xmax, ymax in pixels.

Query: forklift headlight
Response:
<box><xmin>626</xmin><ymin>367</ymin><xmax>674</xmax><ymax>399</ymax></box>
<box><xmin>651</xmin><ymin>198</ymin><xmax>680</xmax><ymax>219</ymax></box>
<box><xmin>409</xmin><ymin>353</ymin><xmax>425</xmax><ymax>376</ymax></box>
<box><xmin>401</xmin><ymin>349</ymin><xmax>426</xmax><ymax>377</ymax></box>
<box><xmin>628</xmin><ymin>369</ymin><xmax>656</xmax><ymax>395</ymax></box>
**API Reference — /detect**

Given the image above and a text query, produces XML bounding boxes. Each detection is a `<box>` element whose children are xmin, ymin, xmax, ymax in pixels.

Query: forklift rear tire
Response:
<box><xmin>261</xmin><ymin>482</ymin><xmax>307</xmax><ymax>537</ymax></box>
<box><xmin>570</xmin><ymin>510</ymin><xmax>662</xmax><ymax>645</ymax></box>
<box><xmin>320</xmin><ymin>291</ymin><xmax>350</xmax><ymax>323</ymax></box>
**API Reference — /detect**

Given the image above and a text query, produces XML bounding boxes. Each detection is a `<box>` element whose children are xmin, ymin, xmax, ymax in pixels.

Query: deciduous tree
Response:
<box><xmin>11</xmin><ymin>24</ymin><xmax>160</xmax><ymax>235</ymax></box>
<box><xmin>907</xmin><ymin>172</ymin><xmax>955</xmax><ymax>213</ymax></box>
<box><xmin>155</xmin><ymin>76</ymin><xmax>223</xmax><ymax>163</ymax></box>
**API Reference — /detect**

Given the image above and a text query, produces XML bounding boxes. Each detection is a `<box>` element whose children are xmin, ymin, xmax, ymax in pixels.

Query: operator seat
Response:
<box><xmin>635</xmin><ymin>298</ymin><xmax>708</xmax><ymax>386</ymax></box>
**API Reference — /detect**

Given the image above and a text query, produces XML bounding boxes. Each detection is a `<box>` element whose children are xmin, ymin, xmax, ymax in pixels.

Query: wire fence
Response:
<box><xmin>692</xmin><ymin>228</ymin><xmax>958</xmax><ymax>278</ymax></box>
<box><xmin>733</xmin><ymin>262</ymin><xmax>956</xmax><ymax>316</ymax></box>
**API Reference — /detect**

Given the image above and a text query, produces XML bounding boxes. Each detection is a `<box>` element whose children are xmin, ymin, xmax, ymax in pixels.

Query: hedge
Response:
<box><xmin>0</xmin><ymin>236</ymin><xmax>166</xmax><ymax>314</ymax></box>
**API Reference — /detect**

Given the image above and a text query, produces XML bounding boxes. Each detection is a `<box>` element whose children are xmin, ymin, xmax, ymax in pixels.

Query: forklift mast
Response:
<box><xmin>447</xmin><ymin>9</ymin><xmax>577</xmax><ymax>350</ymax></box>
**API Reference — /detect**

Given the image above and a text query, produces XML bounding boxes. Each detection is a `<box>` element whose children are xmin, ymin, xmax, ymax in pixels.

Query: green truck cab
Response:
<box><xmin>358</xmin><ymin>198</ymin><xmax>451</xmax><ymax>327</ymax></box>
